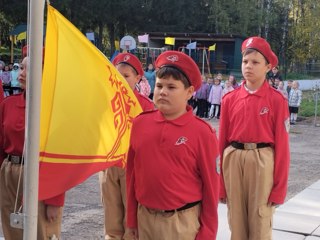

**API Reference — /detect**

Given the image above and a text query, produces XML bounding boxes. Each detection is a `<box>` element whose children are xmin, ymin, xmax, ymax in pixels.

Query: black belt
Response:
<box><xmin>7</xmin><ymin>155</ymin><xmax>24</xmax><ymax>164</ymax></box>
<box><xmin>231</xmin><ymin>141</ymin><xmax>271</xmax><ymax>150</ymax></box>
<box><xmin>163</xmin><ymin>201</ymin><xmax>201</xmax><ymax>213</ymax></box>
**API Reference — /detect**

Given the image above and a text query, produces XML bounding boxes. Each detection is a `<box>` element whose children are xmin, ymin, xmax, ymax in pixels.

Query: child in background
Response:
<box><xmin>99</xmin><ymin>53</ymin><xmax>154</xmax><ymax>240</ymax></box>
<box><xmin>222</xmin><ymin>79</ymin><xmax>234</xmax><ymax>97</ymax></box>
<box><xmin>229</xmin><ymin>74</ymin><xmax>239</xmax><ymax>89</ymax></box>
<box><xmin>287</xmin><ymin>80</ymin><xmax>293</xmax><ymax>96</ymax></box>
<box><xmin>277</xmin><ymin>80</ymin><xmax>288</xmax><ymax>99</ymax></box>
<box><xmin>219</xmin><ymin>36</ymin><xmax>290</xmax><ymax>240</ymax></box>
<box><xmin>288</xmin><ymin>81</ymin><xmax>302</xmax><ymax>125</ymax></box>
<box><xmin>2</xmin><ymin>65</ymin><xmax>12</xmax><ymax>97</ymax></box>
<box><xmin>126</xmin><ymin>51</ymin><xmax>220</xmax><ymax>240</ymax></box>
<box><xmin>194</xmin><ymin>75</ymin><xmax>209</xmax><ymax>118</ymax></box>
<box><xmin>208</xmin><ymin>77</ymin><xmax>223</xmax><ymax>119</ymax></box>
<box><xmin>137</xmin><ymin>75</ymin><xmax>151</xmax><ymax>97</ymax></box>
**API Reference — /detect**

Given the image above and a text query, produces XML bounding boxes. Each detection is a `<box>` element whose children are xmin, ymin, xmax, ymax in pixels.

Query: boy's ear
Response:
<box><xmin>135</xmin><ymin>74</ymin><xmax>142</xmax><ymax>83</ymax></box>
<box><xmin>187</xmin><ymin>86</ymin><xmax>195</xmax><ymax>100</ymax></box>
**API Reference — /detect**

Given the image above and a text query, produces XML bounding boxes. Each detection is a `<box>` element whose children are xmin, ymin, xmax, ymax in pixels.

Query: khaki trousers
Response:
<box><xmin>99</xmin><ymin>167</ymin><xmax>133</xmax><ymax>240</ymax></box>
<box><xmin>0</xmin><ymin>159</ymin><xmax>63</xmax><ymax>240</ymax></box>
<box><xmin>222</xmin><ymin>146</ymin><xmax>275</xmax><ymax>240</ymax></box>
<box><xmin>137</xmin><ymin>204</ymin><xmax>200</xmax><ymax>240</ymax></box>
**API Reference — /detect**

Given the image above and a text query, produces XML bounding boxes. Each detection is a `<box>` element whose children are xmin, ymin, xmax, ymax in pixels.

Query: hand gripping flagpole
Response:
<box><xmin>23</xmin><ymin>0</ymin><xmax>45</xmax><ymax>238</ymax></box>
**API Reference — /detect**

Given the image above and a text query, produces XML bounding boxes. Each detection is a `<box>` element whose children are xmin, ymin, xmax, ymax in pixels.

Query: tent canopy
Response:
<box><xmin>9</xmin><ymin>24</ymin><xmax>27</xmax><ymax>36</ymax></box>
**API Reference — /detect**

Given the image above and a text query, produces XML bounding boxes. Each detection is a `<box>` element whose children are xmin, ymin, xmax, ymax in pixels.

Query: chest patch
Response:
<box><xmin>260</xmin><ymin>107</ymin><xmax>269</xmax><ymax>115</ymax></box>
<box><xmin>175</xmin><ymin>136</ymin><xmax>188</xmax><ymax>145</ymax></box>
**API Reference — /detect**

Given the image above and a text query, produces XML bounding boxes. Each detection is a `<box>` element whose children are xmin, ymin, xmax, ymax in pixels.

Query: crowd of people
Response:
<box><xmin>0</xmin><ymin>36</ymin><xmax>296</xmax><ymax>240</ymax></box>
<box><xmin>188</xmin><ymin>66</ymin><xmax>302</xmax><ymax>126</ymax></box>
<box><xmin>0</xmin><ymin>60</ymin><xmax>22</xmax><ymax>98</ymax></box>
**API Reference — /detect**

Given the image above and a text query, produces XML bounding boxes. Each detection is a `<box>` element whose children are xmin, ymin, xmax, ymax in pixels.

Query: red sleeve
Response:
<box><xmin>195</xmin><ymin>128</ymin><xmax>219</xmax><ymax>240</ymax></box>
<box><xmin>126</xmin><ymin>144</ymin><xmax>138</xmax><ymax>228</ymax></box>
<box><xmin>0</xmin><ymin>87</ymin><xmax>4</xmax><ymax>103</ymax></box>
<box><xmin>0</xmin><ymin>101</ymin><xmax>5</xmax><ymax>166</ymax></box>
<box><xmin>268</xmin><ymin>97</ymin><xmax>290</xmax><ymax>204</ymax></box>
<box><xmin>43</xmin><ymin>192</ymin><xmax>65</xmax><ymax>206</ymax></box>
<box><xmin>218</xmin><ymin>96</ymin><xmax>230</xmax><ymax>199</ymax></box>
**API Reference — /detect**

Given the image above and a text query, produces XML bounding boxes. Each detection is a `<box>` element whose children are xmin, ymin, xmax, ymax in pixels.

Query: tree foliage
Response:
<box><xmin>1</xmin><ymin>0</ymin><xmax>320</xmax><ymax>74</ymax></box>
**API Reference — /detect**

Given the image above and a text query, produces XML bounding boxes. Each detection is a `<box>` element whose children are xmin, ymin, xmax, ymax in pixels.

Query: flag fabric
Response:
<box><xmin>138</xmin><ymin>34</ymin><xmax>149</xmax><ymax>43</ymax></box>
<box><xmin>165</xmin><ymin>37</ymin><xmax>175</xmax><ymax>46</ymax></box>
<box><xmin>209</xmin><ymin>44</ymin><xmax>216</xmax><ymax>51</ymax></box>
<box><xmin>39</xmin><ymin>5</ymin><xmax>143</xmax><ymax>201</ymax></box>
<box><xmin>115</xmin><ymin>40</ymin><xmax>120</xmax><ymax>50</ymax></box>
<box><xmin>186</xmin><ymin>41</ymin><xmax>197</xmax><ymax>50</ymax></box>
<box><xmin>17</xmin><ymin>31</ymin><xmax>27</xmax><ymax>41</ymax></box>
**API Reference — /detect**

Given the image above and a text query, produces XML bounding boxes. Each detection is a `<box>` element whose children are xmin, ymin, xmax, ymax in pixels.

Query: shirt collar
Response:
<box><xmin>238</xmin><ymin>80</ymin><xmax>269</xmax><ymax>99</ymax></box>
<box><xmin>154</xmin><ymin>105</ymin><xmax>194</xmax><ymax>125</ymax></box>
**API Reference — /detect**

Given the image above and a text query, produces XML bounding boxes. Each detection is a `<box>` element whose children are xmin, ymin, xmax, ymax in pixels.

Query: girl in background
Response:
<box><xmin>208</xmin><ymin>77</ymin><xmax>223</xmax><ymax>119</ymax></box>
<box><xmin>288</xmin><ymin>81</ymin><xmax>302</xmax><ymax>125</ymax></box>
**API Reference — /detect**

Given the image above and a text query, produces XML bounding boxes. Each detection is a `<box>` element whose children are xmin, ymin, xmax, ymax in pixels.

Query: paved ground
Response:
<box><xmin>0</xmin><ymin>119</ymin><xmax>319</xmax><ymax>239</ymax></box>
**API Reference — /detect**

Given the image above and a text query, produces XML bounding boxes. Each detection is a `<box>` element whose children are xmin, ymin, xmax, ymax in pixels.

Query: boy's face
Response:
<box><xmin>242</xmin><ymin>51</ymin><xmax>271</xmax><ymax>87</ymax></box>
<box><xmin>19</xmin><ymin>57</ymin><xmax>28</xmax><ymax>90</ymax></box>
<box><xmin>116</xmin><ymin>64</ymin><xmax>141</xmax><ymax>90</ymax></box>
<box><xmin>153</xmin><ymin>75</ymin><xmax>194</xmax><ymax>120</ymax></box>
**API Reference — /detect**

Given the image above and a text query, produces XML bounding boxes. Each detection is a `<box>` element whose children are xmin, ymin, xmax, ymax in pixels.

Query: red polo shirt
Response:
<box><xmin>126</xmin><ymin>106</ymin><xmax>220</xmax><ymax>239</ymax></box>
<box><xmin>219</xmin><ymin>80</ymin><xmax>290</xmax><ymax>204</ymax></box>
<box><xmin>0</xmin><ymin>93</ymin><xmax>64</xmax><ymax>206</ymax></box>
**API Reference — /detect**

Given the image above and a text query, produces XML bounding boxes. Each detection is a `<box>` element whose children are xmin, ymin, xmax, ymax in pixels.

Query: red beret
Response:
<box><xmin>241</xmin><ymin>36</ymin><xmax>278</xmax><ymax>68</ymax></box>
<box><xmin>22</xmin><ymin>45</ymin><xmax>45</xmax><ymax>61</ymax></box>
<box><xmin>112</xmin><ymin>53</ymin><xmax>143</xmax><ymax>77</ymax></box>
<box><xmin>155</xmin><ymin>51</ymin><xmax>202</xmax><ymax>91</ymax></box>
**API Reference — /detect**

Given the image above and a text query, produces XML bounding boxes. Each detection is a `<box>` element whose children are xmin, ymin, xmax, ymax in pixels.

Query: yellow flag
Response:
<box><xmin>17</xmin><ymin>31</ymin><xmax>27</xmax><ymax>41</ymax></box>
<box><xmin>39</xmin><ymin>5</ymin><xmax>142</xmax><ymax>200</ymax></box>
<box><xmin>209</xmin><ymin>44</ymin><xmax>216</xmax><ymax>51</ymax></box>
<box><xmin>165</xmin><ymin>37</ymin><xmax>175</xmax><ymax>46</ymax></box>
<box><xmin>115</xmin><ymin>40</ymin><xmax>120</xmax><ymax>50</ymax></box>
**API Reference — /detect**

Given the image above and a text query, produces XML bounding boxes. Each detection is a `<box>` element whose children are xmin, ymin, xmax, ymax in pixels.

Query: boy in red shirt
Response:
<box><xmin>99</xmin><ymin>53</ymin><xmax>154</xmax><ymax>240</ymax></box>
<box><xmin>126</xmin><ymin>51</ymin><xmax>220</xmax><ymax>240</ymax></box>
<box><xmin>0</xmin><ymin>57</ymin><xmax>64</xmax><ymax>239</ymax></box>
<box><xmin>219</xmin><ymin>36</ymin><xmax>290</xmax><ymax>240</ymax></box>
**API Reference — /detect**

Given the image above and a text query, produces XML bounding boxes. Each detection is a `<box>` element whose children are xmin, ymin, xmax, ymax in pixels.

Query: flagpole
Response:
<box><xmin>24</xmin><ymin>0</ymin><xmax>45</xmax><ymax>238</ymax></box>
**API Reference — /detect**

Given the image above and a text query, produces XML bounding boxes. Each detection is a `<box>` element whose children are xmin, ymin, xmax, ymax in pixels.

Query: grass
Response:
<box><xmin>300</xmin><ymin>90</ymin><xmax>320</xmax><ymax>117</ymax></box>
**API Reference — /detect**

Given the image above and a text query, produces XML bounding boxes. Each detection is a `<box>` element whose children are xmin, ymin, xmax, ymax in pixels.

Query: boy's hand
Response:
<box><xmin>46</xmin><ymin>205</ymin><xmax>61</xmax><ymax>222</ymax></box>
<box><xmin>128</xmin><ymin>228</ymin><xmax>139</xmax><ymax>240</ymax></box>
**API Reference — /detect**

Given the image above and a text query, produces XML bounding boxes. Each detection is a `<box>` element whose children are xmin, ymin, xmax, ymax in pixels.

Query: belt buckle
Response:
<box><xmin>11</xmin><ymin>156</ymin><xmax>21</xmax><ymax>164</ymax></box>
<box><xmin>243</xmin><ymin>143</ymin><xmax>257</xmax><ymax>150</ymax></box>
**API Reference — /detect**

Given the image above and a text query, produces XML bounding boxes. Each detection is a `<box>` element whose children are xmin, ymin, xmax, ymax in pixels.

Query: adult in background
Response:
<box><xmin>219</xmin><ymin>36</ymin><xmax>290</xmax><ymax>240</ymax></box>
<box><xmin>268</xmin><ymin>66</ymin><xmax>283</xmax><ymax>81</ymax></box>
<box><xmin>144</xmin><ymin>63</ymin><xmax>156</xmax><ymax>100</ymax></box>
